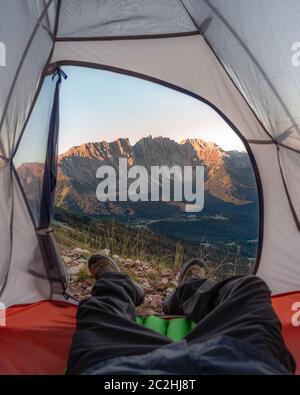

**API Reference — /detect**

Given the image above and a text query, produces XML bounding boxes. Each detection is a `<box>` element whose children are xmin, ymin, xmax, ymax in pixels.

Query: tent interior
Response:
<box><xmin>0</xmin><ymin>0</ymin><xmax>299</xmax><ymax>374</ymax></box>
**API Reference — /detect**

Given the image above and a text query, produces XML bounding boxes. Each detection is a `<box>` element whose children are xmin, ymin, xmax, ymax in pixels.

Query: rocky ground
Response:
<box><xmin>62</xmin><ymin>247</ymin><xmax>179</xmax><ymax>314</ymax></box>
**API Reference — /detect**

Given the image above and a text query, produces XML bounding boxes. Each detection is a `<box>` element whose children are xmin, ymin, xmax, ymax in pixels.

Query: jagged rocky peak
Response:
<box><xmin>182</xmin><ymin>138</ymin><xmax>222</xmax><ymax>150</ymax></box>
<box><xmin>134</xmin><ymin>135</ymin><xmax>177</xmax><ymax>150</ymax></box>
<box><xmin>17</xmin><ymin>134</ymin><xmax>256</xmax><ymax>220</ymax></box>
<box><xmin>59</xmin><ymin>138</ymin><xmax>134</xmax><ymax>162</ymax></box>
<box><xmin>132</xmin><ymin>135</ymin><xmax>193</xmax><ymax>167</ymax></box>
<box><xmin>59</xmin><ymin>142</ymin><xmax>102</xmax><ymax>159</ymax></box>
<box><xmin>181</xmin><ymin>137</ymin><xmax>206</xmax><ymax>146</ymax></box>
<box><xmin>109</xmin><ymin>137</ymin><xmax>133</xmax><ymax>157</ymax></box>
<box><xmin>182</xmin><ymin>138</ymin><xmax>224</xmax><ymax>166</ymax></box>
<box><xmin>59</xmin><ymin>136</ymin><xmax>224</xmax><ymax>164</ymax></box>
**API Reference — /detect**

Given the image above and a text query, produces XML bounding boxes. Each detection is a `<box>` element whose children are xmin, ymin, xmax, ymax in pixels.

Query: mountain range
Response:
<box><xmin>17</xmin><ymin>136</ymin><xmax>259</xmax><ymax>242</ymax></box>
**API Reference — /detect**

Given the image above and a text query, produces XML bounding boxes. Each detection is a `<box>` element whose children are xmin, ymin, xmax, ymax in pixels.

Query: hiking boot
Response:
<box><xmin>88</xmin><ymin>253</ymin><xmax>121</xmax><ymax>279</ymax></box>
<box><xmin>88</xmin><ymin>253</ymin><xmax>145</xmax><ymax>305</ymax></box>
<box><xmin>178</xmin><ymin>258</ymin><xmax>206</xmax><ymax>286</ymax></box>
<box><xmin>162</xmin><ymin>258</ymin><xmax>206</xmax><ymax>314</ymax></box>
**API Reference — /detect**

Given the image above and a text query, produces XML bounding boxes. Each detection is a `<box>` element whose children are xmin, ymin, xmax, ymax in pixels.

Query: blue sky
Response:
<box><xmin>14</xmin><ymin>66</ymin><xmax>246</xmax><ymax>167</ymax></box>
<box><xmin>58</xmin><ymin>66</ymin><xmax>245</xmax><ymax>154</ymax></box>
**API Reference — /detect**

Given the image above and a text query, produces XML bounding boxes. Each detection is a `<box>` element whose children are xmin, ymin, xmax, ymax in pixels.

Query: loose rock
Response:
<box><xmin>99</xmin><ymin>248</ymin><xmax>110</xmax><ymax>256</ymax></box>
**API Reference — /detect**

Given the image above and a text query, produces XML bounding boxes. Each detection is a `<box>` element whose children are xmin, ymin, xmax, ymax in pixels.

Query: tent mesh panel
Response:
<box><xmin>14</xmin><ymin>76</ymin><xmax>57</xmax><ymax>226</ymax></box>
<box><xmin>57</xmin><ymin>0</ymin><xmax>196</xmax><ymax>38</ymax></box>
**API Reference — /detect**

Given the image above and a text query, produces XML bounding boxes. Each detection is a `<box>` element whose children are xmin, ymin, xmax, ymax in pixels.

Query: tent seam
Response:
<box><xmin>0</xmin><ymin>0</ymin><xmax>55</xmax><ymax>139</ymax></box>
<box><xmin>11</xmin><ymin>0</ymin><xmax>62</xmax><ymax>160</ymax></box>
<box><xmin>276</xmin><ymin>147</ymin><xmax>300</xmax><ymax>232</ymax></box>
<box><xmin>53</xmin><ymin>0</ymin><xmax>62</xmax><ymax>40</ymax></box>
<box><xmin>55</xmin><ymin>31</ymin><xmax>200</xmax><ymax>41</ymax></box>
<box><xmin>276</xmin><ymin>142</ymin><xmax>300</xmax><ymax>155</ymax></box>
<box><xmin>12</xmin><ymin>165</ymin><xmax>53</xmax><ymax>300</ymax></box>
<box><xmin>4</xmin><ymin>1</ymin><xmax>65</xmax><ymax>302</ymax></box>
<box><xmin>42</xmin><ymin>0</ymin><xmax>52</xmax><ymax>38</ymax></box>
<box><xmin>201</xmin><ymin>0</ymin><xmax>300</xmax><ymax>139</ymax></box>
<box><xmin>11</xmin><ymin>164</ymin><xmax>37</xmax><ymax>227</ymax></box>
<box><xmin>179</xmin><ymin>0</ymin><xmax>274</xmax><ymax>142</ymax></box>
<box><xmin>0</xmin><ymin>165</ymin><xmax>14</xmax><ymax>298</ymax></box>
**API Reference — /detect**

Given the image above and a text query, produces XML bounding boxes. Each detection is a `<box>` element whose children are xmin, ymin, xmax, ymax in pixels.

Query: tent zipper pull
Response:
<box><xmin>52</xmin><ymin>67</ymin><xmax>68</xmax><ymax>81</ymax></box>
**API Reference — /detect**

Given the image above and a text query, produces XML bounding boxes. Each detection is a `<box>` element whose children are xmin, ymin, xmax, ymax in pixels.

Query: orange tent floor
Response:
<box><xmin>0</xmin><ymin>293</ymin><xmax>299</xmax><ymax>375</ymax></box>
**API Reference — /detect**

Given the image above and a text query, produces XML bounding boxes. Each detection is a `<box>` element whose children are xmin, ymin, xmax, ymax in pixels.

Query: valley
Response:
<box><xmin>17</xmin><ymin>135</ymin><xmax>259</xmax><ymax>261</ymax></box>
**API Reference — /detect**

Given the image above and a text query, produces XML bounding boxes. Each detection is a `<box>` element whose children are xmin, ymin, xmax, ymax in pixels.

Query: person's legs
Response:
<box><xmin>164</xmin><ymin>274</ymin><xmax>295</xmax><ymax>372</ymax></box>
<box><xmin>163</xmin><ymin>277</ymin><xmax>218</xmax><ymax>317</ymax></box>
<box><xmin>67</xmin><ymin>272</ymin><xmax>171</xmax><ymax>375</ymax></box>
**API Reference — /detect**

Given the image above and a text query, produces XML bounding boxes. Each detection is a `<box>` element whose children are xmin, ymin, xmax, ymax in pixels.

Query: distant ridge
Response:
<box><xmin>18</xmin><ymin>136</ymin><xmax>257</xmax><ymax>219</ymax></box>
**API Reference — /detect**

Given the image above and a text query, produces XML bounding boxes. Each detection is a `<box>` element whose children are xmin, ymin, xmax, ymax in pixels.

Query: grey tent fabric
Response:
<box><xmin>0</xmin><ymin>168</ymin><xmax>52</xmax><ymax>307</ymax></box>
<box><xmin>0</xmin><ymin>0</ymin><xmax>55</xmax><ymax>159</ymax></box>
<box><xmin>279</xmin><ymin>147</ymin><xmax>300</xmax><ymax>221</ymax></box>
<box><xmin>0</xmin><ymin>0</ymin><xmax>300</xmax><ymax>306</ymax></box>
<box><xmin>183</xmin><ymin>0</ymin><xmax>300</xmax><ymax>150</ymax></box>
<box><xmin>0</xmin><ymin>0</ymin><xmax>66</xmax><ymax>306</ymax></box>
<box><xmin>250</xmin><ymin>143</ymin><xmax>300</xmax><ymax>294</ymax></box>
<box><xmin>56</xmin><ymin>0</ymin><xmax>197</xmax><ymax>38</ymax></box>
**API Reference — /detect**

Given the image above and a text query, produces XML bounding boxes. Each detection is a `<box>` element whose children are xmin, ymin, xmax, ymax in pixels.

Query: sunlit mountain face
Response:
<box><xmin>17</xmin><ymin>135</ymin><xmax>258</xmax><ymax>244</ymax></box>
